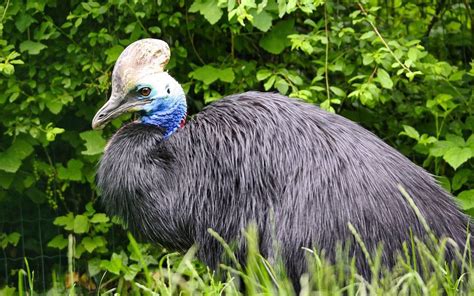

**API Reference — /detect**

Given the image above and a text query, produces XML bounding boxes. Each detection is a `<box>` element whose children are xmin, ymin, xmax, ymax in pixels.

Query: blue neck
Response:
<box><xmin>140</xmin><ymin>96</ymin><xmax>187</xmax><ymax>138</ymax></box>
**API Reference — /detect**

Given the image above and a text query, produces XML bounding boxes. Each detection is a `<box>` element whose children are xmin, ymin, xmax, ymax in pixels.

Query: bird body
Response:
<box><xmin>97</xmin><ymin>91</ymin><xmax>470</xmax><ymax>282</ymax></box>
<box><xmin>93</xmin><ymin>39</ymin><xmax>471</xmax><ymax>285</ymax></box>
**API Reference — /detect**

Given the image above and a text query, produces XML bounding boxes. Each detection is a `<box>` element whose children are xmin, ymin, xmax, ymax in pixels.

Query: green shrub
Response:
<box><xmin>0</xmin><ymin>0</ymin><xmax>472</xmax><ymax>293</ymax></box>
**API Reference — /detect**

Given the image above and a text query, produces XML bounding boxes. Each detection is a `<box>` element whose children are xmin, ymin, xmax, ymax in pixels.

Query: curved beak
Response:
<box><xmin>91</xmin><ymin>95</ymin><xmax>150</xmax><ymax>130</ymax></box>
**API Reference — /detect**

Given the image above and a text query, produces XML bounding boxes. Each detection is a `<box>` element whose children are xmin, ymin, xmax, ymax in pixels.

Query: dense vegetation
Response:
<box><xmin>0</xmin><ymin>0</ymin><xmax>472</xmax><ymax>294</ymax></box>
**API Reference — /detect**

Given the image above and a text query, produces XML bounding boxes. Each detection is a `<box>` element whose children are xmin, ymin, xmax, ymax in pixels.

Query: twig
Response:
<box><xmin>41</xmin><ymin>13</ymin><xmax>81</xmax><ymax>49</ymax></box>
<box><xmin>126</xmin><ymin>3</ymin><xmax>149</xmax><ymax>36</ymax></box>
<box><xmin>425</xmin><ymin>0</ymin><xmax>447</xmax><ymax>38</ymax></box>
<box><xmin>324</xmin><ymin>1</ymin><xmax>331</xmax><ymax>102</ymax></box>
<box><xmin>357</xmin><ymin>2</ymin><xmax>413</xmax><ymax>74</ymax></box>
<box><xmin>367</xmin><ymin>66</ymin><xmax>378</xmax><ymax>84</ymax></box>
<box><xmin>0</xmin><ymin>0</ymin><xmax>10</xmax><ymax>23</ymax></box>
<box><xmin>230</xmin><ymin>30</ymin><xmax>235</xmax><ymax>60</ymax></box>
<box><xmin>462</xmin><ymin>0</ymin><xmax>474</xmax><ymax>55</ymax></box>
<box><xmin>185</xmin><ymin>5</ymin><xmax>205</xmax><ymax>65</ymax></box>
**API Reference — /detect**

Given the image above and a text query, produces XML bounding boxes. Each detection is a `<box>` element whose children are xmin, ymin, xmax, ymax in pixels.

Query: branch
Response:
<box><xmin>324</xmin><ymin>1</ymin><xmax>331</xmax><ymax>102</ymax></box>
<box><xmin>357</xmin><ymin>2</ymin><xmax>413</xmax><ymax>74</ymax></box>
<box><xmin>425</xmin><ymin>0</ymin><xmax>447</xmax><ymax>38</ymax></box>
<box><xmin>462</xmin><ymin>0</ymin><xmax>474</xmax><ymax>55</ymax></box>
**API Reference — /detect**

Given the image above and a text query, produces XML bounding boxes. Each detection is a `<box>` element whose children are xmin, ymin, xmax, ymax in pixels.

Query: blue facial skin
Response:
<box><xmin>138</xmin><ymin>86</ymin><xmax>187</xmax><ymax>139</ymax></box>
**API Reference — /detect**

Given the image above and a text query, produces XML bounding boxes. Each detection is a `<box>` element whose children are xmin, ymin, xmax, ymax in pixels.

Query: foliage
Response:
<box><xmin>8</xmin><ymin>216</ymin><xmax>474</xmax><ymax>295</ymax></box>
<box><xmin>0</xmin><ymin>0</ymin><xmax>472</xmax><ymax>293</ymax></box>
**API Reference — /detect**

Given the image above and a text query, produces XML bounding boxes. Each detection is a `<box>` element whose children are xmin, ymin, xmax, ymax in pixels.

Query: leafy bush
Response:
<box><xmin>0</xmin><ymin>0</ymin><xmax>472</xmax><ymax>293</ymax></box>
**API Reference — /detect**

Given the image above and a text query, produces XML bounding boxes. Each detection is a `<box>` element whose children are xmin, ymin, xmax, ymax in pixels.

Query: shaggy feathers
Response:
<box><xmin>98</xmin><ymin>91</ymin><xmax>471</xmax><ymax>283</ymax></box>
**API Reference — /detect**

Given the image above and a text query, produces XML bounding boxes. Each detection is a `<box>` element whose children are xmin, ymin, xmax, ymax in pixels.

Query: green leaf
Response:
<box><xmin>465</xmin><ymin>116</ymin><xmax>474</xmax><ymax>130</ymax></box>
<box><xmin>0</xmin><ymin>286</ymin><xmax>15</xmax><ymax>296</ymax></box>
<box><xmin>101</xmin><ymin>253</ymin><xmax>123</xmax><ymax>275</ymax></box>
<box><xmin>45</xmin><ymin>99</ymin><xmax>63</xmax><ymax>114</ymax></box>
<box><xmin>189</xmin><ymin>0</ymin><xmax>223</xmax><ymax>25</ymax></box>
<box><xmin>54</xmin><ymin>213</ymin><xmax>75</xmax><ymax>231</ymax></box>
<box><xmin>432</xmin><ymin>94</ymin><xmax>454</xmax><ymax>111</ymax></box>
<box><xmin>429</xmin><ymin>140</ymin><xmax>456</xmax><ymax>157</ymax></box>
<box><xmin>457</xmin><ymin>190</ymin><xmax>474</xmax><ymax>210</ymax></box>
<box><xmin>376</xmin><ymin>68</ymin><xmax>393</xmax><ymax>89</ymax></box>
<box><xmin>400</xmin><ymin>125</ymin><xmax>420</xmax><ymax>140</ymax></box>
<box><xmin>88</xmin><ymin>258</ymin><xmax>102</xmax><ymax>277</ymax></box>
<box><xmin>0</xmin><ymin>63</ymin><xmax>15</xmax><ymax>76</ymax></box>
<box><xmin>47</xmin><ymin>235</ymin><xmax>68</xmax><ymax>250</ymax></box>
<box><xmin>443</xmin><ymin>147</ymin><xmax>472</xmax><ymax>170</ymax></box>
<box><xmin>251</xmin><ymin>10</ymin><xmax>273</xmax><ymax>32</ymax></box>
<box><xmin>90</xmin><ymin>213</ymin><xmax>110</xmax><ymax>223</ymax></box>
<box><xmin>418</xmin><ymin>134</ymin><xmax>437</xmax><ymax>145</ymax></box>
<box><xmin>81</xmin><ymin>236</ymin><xmax>98</xmax><ymax>253</ymax></box>
<box><xmin>256</xmin><ymin>69</ymin><xmax>272</xmax><ymax>81</ymax></box>
<box><xmin>277</xmin><ymin>0</ymin><xmax>287</xmax><ymax>17</ymax></box>
<box><xmin>85</xmin><ymin>202</ymin><xmax>96</xmax><ymax>215</ymax></box>
<box><xmin>259</xmin><ymin>19</ymin><xmax>296</xmax><ymax>54</ymax></box>
<box><xmin>435</xmin><ymin>93</ymin><xmax>453</xmax><ymax>102</ymax></box>
<box><xmin>190</xmin><ymin>66</ymin><xmax>234</xmax><ymax>84</ymax></box>
<box><xmin>0</xmin><ymin>233</ymin><xmax>20</xmax><ymax>249</ymax></box>
<box><xmin>46</xmin><ymin>127</ymin><xmax>65</xmax><ymax>142</ymax></box>
<box><xmin>57</xmin><ymin>159</ymin><xmax>84</xmax><ymax>181</ymax></box>
<box><xmin>105</xmin><ymin>45</ymin><xmax>124</xmax><ymax>64</ymax></box>
<box><xmin>407</xmin><ymin>47</ymin><xmax>419</xmax><ymax>61</ymax></box>
<box><xmin>0</xmin><ymin>138</ymin><xmax>33</xmax><ymax>173</ymax></box>
<box><xmin>93</xmin><ymin>236</ymin><xmax>106</xmax><ymax>248</ymax></box>
<box><xmin>449</xmin><ymin>70</ymin><xmax>465</xmax><ymax>81</ymax></box>
<box><xmin>75</xmin><ymin>243</ymin><xmax>85</xmax><ymax>258</ymax></box>
<box><xmin>218</xmin><ymin>68</ymin><xmax>235</xmax><ymax>83</ymax></box>
<box><xmin>124</xmin><ymin>264</ymin><xmax>141</xmax><ymax>281</ymax></box>
<box><xmin>452</xmin><ymin>169</ymin><xmax>471</xmax><ymax>191</ymax></box>
<box><xmin>191</xmin><ymin>65</ymin><xmax>218</xmax><ymax>84</ymax></box>
<box><xmin>0</xmin><ymin>156</ymin><xmax>21</xmax><ymax>173</ymax></box>
<box><xmin>26</xmin><ymin>187</ymin><xmax>48</xmax><ymax>204</ymax></box>
<box><xmin>446</xmin><ymin>134</ymin><xmax>465</xmax><ymax>146</ymax></box>
<box><xmin>275</xmin><ymin>78</ymin><xmax>289</xmax><ymax>94</ymax></box>
<box><xmin>320</xmin><ymin>99</ymin><xmax>336</xmax><ymax>113</ymax></box>
<box><xmin>264</xmin><ymin>75</ymin><xmax>276</xmax><ymax>90</ymax></box>
<box><xmin>287</xmin><ymin>73</ymin><xmax>303</xmax><ymax>85</ymax></box>
<box><xmin>73</xmin><ymin>215</ymin><xmax>90</xmax><ymax>234</ymax></box>
<box><xmin>0</xmin><ymin>171</ymin><xmax>15</xmax><ymax>193</ymax></box>
<box><xmin>329</xmin><ymin>86</ymin><xmax>346</xmax><ymax>97</ymax></box>
<box><xmin>0</xmin><ymin>235</ymin><xmax>6</xmax><ymax>249</ymax></box>
<box><xmin>80</xmin><ymin>130</ymin><xmax>106</xmax><ymax>155</ymax></box>
<box><xmin>437</xmin><ymin>176</ymin><xmax>451</xmax><ymax>192</ymax></box>
<box><xmin>15</xmin><ymin>13</ymin><xmax>36</xmax><ymax>33</ymax></box>
<box><xmin>7</xmin><ymin>232</ymin><xmax>20</xmax><ymax>246</ymax></box>
<box><xmin>362</xmin><ymin>53</ymin><xmax>374</xmax><ymax>65</ymax></box>
<box><xmin>26</xmin><ymin>0</ymin><xmax>47</xmax><ymax>11</ymax></box>
<box><xmin>360</xmin><ymin>31</ymin><xmax>375</xmax><ymax>40</ymax></box>
<box><xmin>467</xmin><ymin>134</ymin><xmax>474</xmax><ymax>147</ymax></box>
<box><xmin>11</xmin><ymin>139</ymin><xmax>34</xmax><ymax>160</ymax></box>
<box><xmin>19</xmin><ymin>40</ymin><xmax>47</xmax><ymax>55</ymax></box>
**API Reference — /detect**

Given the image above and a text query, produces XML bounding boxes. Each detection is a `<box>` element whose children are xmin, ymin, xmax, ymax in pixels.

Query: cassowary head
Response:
<box><xmin>92</xmin><ymin>39</ymin><xmax>186</xmax><ymax>137</ymax></box>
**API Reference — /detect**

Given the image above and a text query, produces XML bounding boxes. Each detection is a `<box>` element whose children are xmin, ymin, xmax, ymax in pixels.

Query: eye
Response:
<box><xmin>139</xmin><ymin>87</ymin><xmax>151</xmax><ymax>97</ymax></box>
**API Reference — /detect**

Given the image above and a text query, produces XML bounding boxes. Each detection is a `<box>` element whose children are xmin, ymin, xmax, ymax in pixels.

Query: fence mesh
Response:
<box><xmin>1</xmin><ymin>201</ymin><xmax>65</xmax><ymax>292</ymax></box>
<box><xmin>0</xmin><ymin>0</ymin><xmax>471</xmax><ymax>293</ymax></box>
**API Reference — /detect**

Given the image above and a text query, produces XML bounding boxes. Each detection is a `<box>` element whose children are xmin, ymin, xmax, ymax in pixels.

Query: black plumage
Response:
<box><xmin>97</xmin><ymin>91</ymin><xmax>471</xmax><ymax>284</ymax></box>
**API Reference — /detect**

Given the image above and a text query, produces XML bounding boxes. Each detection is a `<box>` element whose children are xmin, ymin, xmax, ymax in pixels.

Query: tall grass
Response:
<box><xmin>13</xmin><ymin>226</ymin><xmax>474</xmax><ymax>295</ymax></box>
<box><xmin>12</xmin><ymin>188</ymin><xmax>474</xmax><ymax>295</ymax></box>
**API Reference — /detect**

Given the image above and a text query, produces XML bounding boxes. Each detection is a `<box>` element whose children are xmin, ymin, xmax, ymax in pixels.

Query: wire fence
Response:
<box><xmin>0</xmin><ymin>196</ymin><xmax>120</xmax><ymax>293</ymax></box>
<box><xmin>1</xmin><ymin>202</ymin><xmax>66</xmax><ymax>292</ymax></box>
<box><xmin>0</xmin><ymin>0</ymin><xmax>471</xmax><ymax>293</ymax></box>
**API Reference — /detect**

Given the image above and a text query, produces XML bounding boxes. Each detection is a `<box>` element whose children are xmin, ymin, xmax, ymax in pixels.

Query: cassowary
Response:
<box><xmin>92</xmin><ymin>39</ymin><xmax>471</xmax><ymax>285</ymax></box>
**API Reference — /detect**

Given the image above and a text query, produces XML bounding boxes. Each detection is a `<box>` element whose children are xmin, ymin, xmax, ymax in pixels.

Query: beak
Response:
<box><xmin>91</xmin><ymin>94</ymin><xmax>150</xmax><ymax>130</ymax></box>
